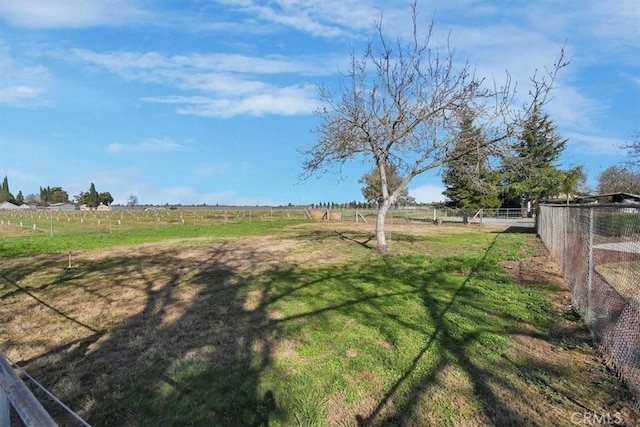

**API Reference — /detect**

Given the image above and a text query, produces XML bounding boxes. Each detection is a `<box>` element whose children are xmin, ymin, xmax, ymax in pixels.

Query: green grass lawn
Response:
<box><xmin>0</xmin><ymin>219</ymin><xmax>304</xmax><ymax>256</ymax></box>
<box><xmin>1</xmin><ymin>222</ymin><xmax>637</xmax><ymax>426</ymax></box>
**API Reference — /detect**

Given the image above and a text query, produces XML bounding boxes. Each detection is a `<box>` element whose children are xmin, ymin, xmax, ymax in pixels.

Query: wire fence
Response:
<box><xmin>0</xmin><ymin>206</ymin><xmax>532</xmax><ymax>238</ymax></box>
<box><xmin>537</xmin><ymin>204</ymin><xmax>640</xmax><ymax>404</ymax></box>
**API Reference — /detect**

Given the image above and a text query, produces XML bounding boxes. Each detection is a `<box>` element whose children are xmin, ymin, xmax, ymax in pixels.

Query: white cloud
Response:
<box><xmin>0</xmin><ymin>85</ymin><xmax>44</xmax><ymax>105</ymax></box>
<box><xmin>164</xmin><ymin>185</ymin><xmax>195</xmax><ymax>199</ymax></box>
<box><xmin>107</xmin><ymin>137</ymin><xmax>184</xmax><ymax>153</ymax></box>
<box><xmin>565</xmin><ymin>132</ymin><xmax>626</xmax><ymax>156</ymax></box>
<box><xmin>107</xmin><ymin>143</ymin><xmax>125</xmax><ymax>153</ymax></box>
<box><xmin>217</xmin><ymin>0</ymin><xmax>382</xmax><ymax>39</ymax></box>
<box><xmin>62</xmin><ymin>48</ymin><xmax>330</xmax><ymax>117</ymax></box>
<box><xmin>67</xmin><ymin>49</ymin><xmax>330</xmax><ymax>79</ymax></box>
<box><xmin>620</xmin><ymin>71</ymin><xmax>640</xmax><ymax>88</ymax></box>
<box><xmin>0</xmin><ymin>0</ymin><xmax>149</xmax><ymax>28</ymax></box>
<box><xmin>143</xmin><ymin>85</ymin><xmax>320</xmax><ymax>118</ymax></box>
<box><xmin>544</xmin><ymin>86</ymin><xmax>606</xmax><ymax>133</ymax></box>
<box><xmin>409</xmin><ymin>184</ymin><xmax>445</xmax><ymax>204</ymax></box>
<box><xmin>0</xmin><ymin>41</ymin><xmax>50</xmax><ymax>107</ymax></box>
<box><xmin>194</xmin><ymin>162</ymin><xmax>234</xmax><ymax>177</ymax></box>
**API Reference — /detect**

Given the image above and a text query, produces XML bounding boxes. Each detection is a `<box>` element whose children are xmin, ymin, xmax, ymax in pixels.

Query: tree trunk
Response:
<box><xmin>375</xmin><ymin>201</ymin><xmax>391</xmax><ymax>253</ymax></box>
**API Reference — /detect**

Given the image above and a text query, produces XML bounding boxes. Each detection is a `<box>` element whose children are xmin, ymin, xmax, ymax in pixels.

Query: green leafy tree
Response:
<box><xmin>442</xmin><ymin>110</ymin><xmax>500</xmax><ymax>209</ymax></box>
<box><xmin>40</xmin><ymin>186</ymin><xmax>70</xmax><ymax>205</ymax></box>
<box><xmin>500</xmin><ymin>109</ymin><xmax>567</xmax><ymax>210</ymax></box>
<box><xmin>360</xmin><ymin>164</ymin><xmax>416</xmax><ymax>206</ymax></box>
<box><xmin>558</xmin><ymin>166</ymin><xmax>586</xmax><ymax>203</ymax></box>
<box><xmin>99</xmin><ymin>192</ymin><xmax>114</xmax><ymax>206</ymax></box>
<box><xmin>15</xmin><ymin>191</ymin><xmax>24</xmax><ymax>205</ymax></box>
<box><xmin>78</xmin><ymin>184</ymin><xmax>96</xmax><ymax>207</ymax></box>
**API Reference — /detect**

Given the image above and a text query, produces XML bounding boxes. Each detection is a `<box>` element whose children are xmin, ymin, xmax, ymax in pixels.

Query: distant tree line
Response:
<box><xmin>0</xmin><ymin>177</ymin><xmax>114</xmax><ymax>207</ymax></box>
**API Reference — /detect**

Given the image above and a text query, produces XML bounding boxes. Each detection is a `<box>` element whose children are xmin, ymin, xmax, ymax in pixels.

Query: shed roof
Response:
<box><xmin>0</xmin><ymin>201</ymin><xmax>19</xmax><ymax>210</ymax></box>
<box><xmin>576</xmin><ymin>192</ymin><xmax>640</xmax><ymax>204</ymax></box>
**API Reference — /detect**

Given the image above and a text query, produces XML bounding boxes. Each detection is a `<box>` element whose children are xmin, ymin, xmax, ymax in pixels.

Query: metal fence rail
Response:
<box><xmin>0</xmin><ymin>352</ymin><xmax>57</xmax><ymax>426</ymax></box>
<box><xmin>538</xmin><ymin>204</ymin><xmax>640</xmax><ymax>404</ymax></box>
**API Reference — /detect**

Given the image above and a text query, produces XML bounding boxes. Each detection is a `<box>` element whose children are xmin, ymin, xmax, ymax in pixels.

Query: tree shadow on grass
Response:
<box><xmin>292</xmin><ymin>228</ymin><xmax>376</xmax><ymax>250</ymax></box>
<box><xmin>1</xmin><ymin>241</ymin><xmax>289</xmax><ymax>426</ymax></box>
<box><xmin>347</xmin><ymin>231</ymin><xmax>638</xmax><ymax>426</ymax></box>
<box><xmin>3</xmin><ymin>228</ymin><xmax>636</xmax><ymax>426</ymax></box>
<box><xmin>353</xmin><ymin>234</ymin><xmax>531</xmax><ymax>426</ymax></box>
<box><xmin>498</xmin><ymin>225</ymin><xmax>536</xmax><ymax>234</ymax></box>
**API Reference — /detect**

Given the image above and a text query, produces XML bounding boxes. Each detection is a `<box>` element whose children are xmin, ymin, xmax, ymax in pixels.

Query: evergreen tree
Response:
<box><xmin>441</xmin><ymin>110</ymin><xmax>500</xmax><ymax>209</ymax></box>
<box><xmin>76</xmin><ymin>183</ymin><xmax>105</xmax><ymax>208</ymax></box>
<box><xmin>88</xmin><ymin>183</ymin><xmax>99</xmax><ymax>207</ymax></box>
<box><xmin>15</xmin><ymin>191</ymin><xmax>24</xmax><ymax>205</ymax></box>
<box><xmin>360</xmin><ymin>164</ymin><xmax>416</xmax><ymax>206</ymax></box>
<box><xmin>500</xmin><ymin>109</ymin><xmax>567</xmax><ymax>210</ymax></box>
<box><xmin>0</xmin><ymin>175</ymin><xmax>15</xmax><ymax>203</ymax></box>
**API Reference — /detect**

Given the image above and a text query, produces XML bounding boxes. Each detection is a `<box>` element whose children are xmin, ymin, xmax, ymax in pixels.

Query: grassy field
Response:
<box><xmin>595</xmin><ymin>262</ymin><xmax>640</xmax><ymax>306</ymax></box>
<box><xmin>0</xmin><ymin>206</ymin><xmax>488</xmax><ymax>241</ymax></box>
<box><xmin>1</xmin><ymin>220</ymin><xmax>638</xmax><ymax>426</ymax></box>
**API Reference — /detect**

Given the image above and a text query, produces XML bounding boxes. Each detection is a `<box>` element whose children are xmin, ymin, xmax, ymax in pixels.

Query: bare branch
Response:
<box><xmin>299</xmin><ymin>5</ymin><xmax>565</xmax><ymax>252</ymax></box>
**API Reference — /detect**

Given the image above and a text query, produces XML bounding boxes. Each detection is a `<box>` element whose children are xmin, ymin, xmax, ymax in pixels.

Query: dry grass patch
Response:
<box><xmin>595</xmin><ymin>262</ymin><xmax>640</xmax><ymax>305</ymax></box>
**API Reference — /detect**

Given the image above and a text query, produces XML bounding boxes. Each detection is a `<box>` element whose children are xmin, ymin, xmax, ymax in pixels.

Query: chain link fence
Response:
<box><xmin>538</xmin><ymin>204</ymin><xmax>640</xmax><ymax>404</ymax></box>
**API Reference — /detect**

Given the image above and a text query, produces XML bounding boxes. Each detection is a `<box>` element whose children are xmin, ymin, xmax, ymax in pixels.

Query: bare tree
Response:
<box><xmin>300</xmin><ymin>3</ymin><xmax>565</xmax><ymax>252</ymax></box>
<box><xmin>623</xmin><ymin>130</ymin><xmax>640</xmax><ymax>170</ymax></box>
<box><xmin>127</xmin><ymin>195</ymin><xmax>139</xmax><ymax>207</ymax></box>
<box><xmin>597</xmin><ymin>166</ymin><xmax>640</xmax><ymax>195</ymax></box>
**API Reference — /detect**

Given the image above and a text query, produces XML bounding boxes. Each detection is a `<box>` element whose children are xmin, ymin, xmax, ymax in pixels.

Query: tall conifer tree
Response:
<box><xmin>500</xmin><ymin>109</ymin><xmax>567</xmax><ymax>210</ymax></box>
<box><xmin>442</xmin><ymin>110</ymin><xmax>500</xmax><ymax>209</ymax></box>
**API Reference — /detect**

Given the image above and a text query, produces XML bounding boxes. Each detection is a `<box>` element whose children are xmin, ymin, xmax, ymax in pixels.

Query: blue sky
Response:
<box><xmin>0</xmin><ymin>0</ymin><xmax>638</xmax><ymax>206</ymax></box>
